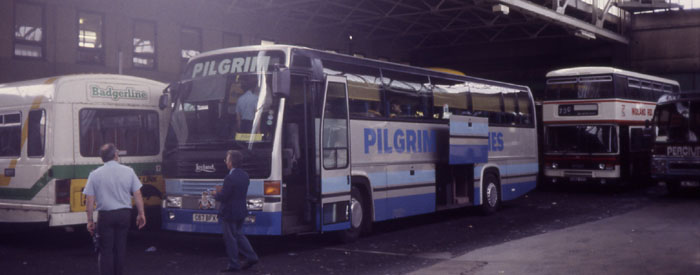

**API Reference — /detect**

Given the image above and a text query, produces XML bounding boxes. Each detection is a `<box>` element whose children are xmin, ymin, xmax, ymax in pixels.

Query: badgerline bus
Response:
<box><xmin>543</xmin><ymin>67</ymin><xmax>679</xmax><ymax>185</ymax></box>
<box><xmin>0</xmin><ymin>74</ymin><xmax>168</xmax><ymax>226</ymax></box>
<box><xmin>160</xmin><ymin>45</ymin><xmax>538</xmax><ymax>239</ymax></box>
<box><xmin>650</xmin><ymin>92</ymin><xmax>700</xmax><ymax>194</ymax></box>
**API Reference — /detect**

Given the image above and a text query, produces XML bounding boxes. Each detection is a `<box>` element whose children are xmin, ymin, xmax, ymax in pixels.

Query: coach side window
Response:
<box><xmin>502</xmin><ymin>90</ymin><xmax>517</xmax><ymax>126</ymax></box>
<box><xmin>79</xmin><ymin>109</ymin><xmax>159</xmax><ymax>157</ymax></box>
<box><xmin>517</xmin><ymin>91</ymin><xmax>534</xmax><ymax>127</ymax></box>
<box><xmin>323</xmin><ymin>60</ymin><xmax>383</xmax><ymax>119</ymax></box>
<box><xmin>470</xmin><ymin>84</ymin><xmax>502</xmax><ymax>125</ymax></box>
<box><xmin>27</xmin><ymin>110</ymin><xmax>46</xmax><ymax>157</ymax></box>
<box><xmin>382</xmin><ymin>70</ymin><xmax>431</xmax><ymax>119</ymax></box>
<box><xmin>0</xmin><ymin>113</ymin><xmax>22</xmax><ymax>157</ymax></box>
<box><xmin>431</xmin><ymin>77</ymin><xmax>469</xmax><ymax>119</ymax></box>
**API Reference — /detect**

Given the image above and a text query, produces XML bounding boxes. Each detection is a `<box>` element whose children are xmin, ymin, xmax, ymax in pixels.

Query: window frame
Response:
<box><xmin>27</xmin><ymin>109</ymin><xmax>46</xmax><ymax>158</ymax></box>
<box><xmin>0</xmin><ymin>111</ymin><xmax>23</xmax><ymax>158</ymax></box>
<box><xmin>180</xmin><ymin>26</ymin><xmax>202</xmax><ymax>67</ymax></box>
<box><xmin>13</xmin><ymin>1</ymin><xmax>46</xmax><ymax>60</ymax></box>
<box><xmin>76</xmin><ymin>10</ymin><xmax>106</xmax><ymax>65</ymax></box>
<box><xmin>132</xmin><ymin>19</ymin><xmax>157</xmax><ymax>70</ymax></box>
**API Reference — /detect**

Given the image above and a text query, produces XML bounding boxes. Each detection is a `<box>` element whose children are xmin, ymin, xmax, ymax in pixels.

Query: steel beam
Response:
<box><xmin>491</xmin><ymin>0</ymin><xmax>629</xmax><ymax>44</ymax></box>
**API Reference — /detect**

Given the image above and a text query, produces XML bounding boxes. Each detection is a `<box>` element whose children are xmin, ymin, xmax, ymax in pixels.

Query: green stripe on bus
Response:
<box><xmin>0</xmin><ymin>162</ymin><xmax>161</xmax><ymax>200</ymax></box>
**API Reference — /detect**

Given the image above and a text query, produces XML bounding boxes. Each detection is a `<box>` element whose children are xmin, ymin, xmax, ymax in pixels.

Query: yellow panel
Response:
<box><xmin>70</xmin><ymin>179</ymin><xmax>89</xmax><ymax>212</ymax></box>
<box><xmin>140</xmin><ymin>175</ymin><xmax>164</xmax><ymax>207</ymax></box>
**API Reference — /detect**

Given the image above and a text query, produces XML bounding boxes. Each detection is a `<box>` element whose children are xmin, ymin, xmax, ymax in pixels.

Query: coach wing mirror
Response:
<box><xmin>644</xmin><ymin>119</ymin><xmax>651</xmax><ymax>129</ymax></box>
<box><xmin>272</xmin><ymin>66</ymin><xmax>290</xmax><ymax>97</ymax></box>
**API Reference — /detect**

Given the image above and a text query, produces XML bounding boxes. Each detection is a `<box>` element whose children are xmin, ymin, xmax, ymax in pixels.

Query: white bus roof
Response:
<box><xmin>546</xmin><ymin>67</ymin><xmax>679</xmax><ymax>86</ymax></box>
<box><xmin>0</xmin><ymin>74</ymin><xmax>166</xmax><ymax>107</ymax></box>
<box><xmin>188</xmin><ymin>44</ymin><xmax>531</xmax><ymax>92</ymax></box>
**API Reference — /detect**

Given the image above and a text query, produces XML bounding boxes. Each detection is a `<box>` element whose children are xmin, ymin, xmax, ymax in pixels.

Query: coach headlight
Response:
<box><xmin>165</xmin><ymin>196</ymin><xmax>182</xmax><ymax>208</ymax></box>
<box><xmin>598</xmin><ymin>163</ymin><xmax>606</xmax><ymax>170</ymax></box>
<box><xmin>247</xmin><ymin>197</ymin><xmax>263</xmax><ymax>211</ymax></box>
<box><xmin>551</xmin><ymin>162</ymin><xmax>559</xmax><ymax>169</ymax></box>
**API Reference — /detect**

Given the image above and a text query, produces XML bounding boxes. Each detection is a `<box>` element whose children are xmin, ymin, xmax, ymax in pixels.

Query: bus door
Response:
<box><xmin>319</xmin><ymin>76</ymin><xmax>351</xmax><ymax>232</ymax></box>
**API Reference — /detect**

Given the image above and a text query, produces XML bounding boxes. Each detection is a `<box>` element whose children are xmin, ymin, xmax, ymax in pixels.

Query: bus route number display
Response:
<box><xmin>558</xmin><ymin>104</ymin><xmax>598</xmax><ymax>116</ymax></box>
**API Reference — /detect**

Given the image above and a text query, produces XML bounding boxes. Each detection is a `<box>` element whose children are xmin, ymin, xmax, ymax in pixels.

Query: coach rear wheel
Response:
<box><xmin>480</xmin><ymin>173</ymin><xmax>500</xmax><ymax>215</ymax></box>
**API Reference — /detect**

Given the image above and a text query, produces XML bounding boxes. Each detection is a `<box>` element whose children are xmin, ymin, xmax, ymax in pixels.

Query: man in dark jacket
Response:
<box><xmin>214</xmin><ymin>150</ymin><xmax>259</xmax><ymax>272</ymax></box>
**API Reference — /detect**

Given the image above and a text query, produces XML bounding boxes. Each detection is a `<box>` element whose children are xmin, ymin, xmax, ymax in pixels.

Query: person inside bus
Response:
<box><xmin>212</xmin><ymin>150</ymin><xmax>259</xmax><ymax>272</ymax></box>
<box><xmin>235</xmin><ymin>78</ymin><xmax>259</xmax><ymax>133</ymax></box>
<box><xmin>390</xmin><ymin>101</ymin><xmax>403</xmax><ymax>118</ymax></box>
<box><xmin>367</xmin><ymin>101</ymin><xmax>382</xmax><ymax>117</ymax></box>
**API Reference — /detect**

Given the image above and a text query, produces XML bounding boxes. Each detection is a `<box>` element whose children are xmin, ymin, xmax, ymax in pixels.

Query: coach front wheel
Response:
<box><xmin>339</xmin><ymin>187</ymin><xmax>364</xmax><ymax>243</ymax></box>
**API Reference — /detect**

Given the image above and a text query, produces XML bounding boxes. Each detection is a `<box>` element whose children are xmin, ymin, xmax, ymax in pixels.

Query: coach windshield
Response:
<box><xmin>166</xmin><ymin>50</ymin><xmax>285</xmax><ymax>150</ymax></box>
<box><xmin>545</xmin><ymin>125</ymin><xmax>619</xmax><ymax>154</ymax></box>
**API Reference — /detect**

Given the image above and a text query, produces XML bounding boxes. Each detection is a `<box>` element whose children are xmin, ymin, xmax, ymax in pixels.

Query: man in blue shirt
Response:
<box><xmin>213</xmin><ymin>150</ymin><xmax>259</xmax><ymax>272</ymax></box>
<box><xmin>84</xmin><ymin>143</ymin><xmax>146</xmax><ymax>275</ymax></box>
<box><xmin>235</xmin><ymin>79</ymin><xmax>259</xmax><ymax>132</ymax></box>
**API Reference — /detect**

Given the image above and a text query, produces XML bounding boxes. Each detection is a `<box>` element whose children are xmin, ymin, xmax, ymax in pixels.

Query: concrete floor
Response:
<box><xmin>409</xmin><ymin>199</ymin><xmax>700</xmax><ymax>275</ymax></box>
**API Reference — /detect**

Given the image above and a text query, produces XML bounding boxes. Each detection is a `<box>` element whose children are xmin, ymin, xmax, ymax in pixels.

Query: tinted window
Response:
<box><xmin>517</xmin><ymin>91</ymin><xmax>534</xmax><ymax>127</ymax></box>
<box><xmin>470</xmin><ymin>83</ymin><xmax>502</xmax><ymax>125</ymax></box>
<box><xmin>503</xmin><ymin>91</ymin><xmax>517</xmax><ymax>126</ymax></box>
<box><xmin>0</xmin><ymin>113</ymin><xmax>22</xmax><ymax>157</ymax></box>
<box><xmin>546</xmin><ymin>76</ymin><xmax>613</xmax><ymax>100</ymax></box>
<box><xmin>27</xmin><ymin>109</ymin><xmax>46</xmax><ymax>157</ymax></box>
<box><xmin>80</xmin><ymin>109</ymin><xmax>159</xmax><ymax>157</ymax></box>
<box><xmin>431</xmin><ymin>77</ymin><xmax>470</xmax><ymax>119</ymax></box>
<box><xmin>322</xmin><ymin>82</ymin><xmax>349</xmax><ymax>169</ymax></box>
<box><xmin>323</xmin><ymin>60</ymin><xmax>383</xmax><ymax>118</ymax></box>
<box><xmin>382</xmin><ymin>70</ymin><xmax>431</xmax><ymax>119</ymax></box>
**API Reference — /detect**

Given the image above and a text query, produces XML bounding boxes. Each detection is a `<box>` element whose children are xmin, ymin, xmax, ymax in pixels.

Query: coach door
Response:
<box><xmin>319</xmin><ymin>76</ymin><xmax>352</xmax><ymax>232</ymax></box>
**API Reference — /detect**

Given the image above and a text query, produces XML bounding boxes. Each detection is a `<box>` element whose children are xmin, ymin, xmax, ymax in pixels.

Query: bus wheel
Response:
<box><xmin>339</xmin><ymin>187</ymin><xmax>364</xmax><ymax>243</ymax></box>
<box><xmin>480</xmin><ymin>173</ymin><xmax>500</xmax><ymax>215</ymax></box>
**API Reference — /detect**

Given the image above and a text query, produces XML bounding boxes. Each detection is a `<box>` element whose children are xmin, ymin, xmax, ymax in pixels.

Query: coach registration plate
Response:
<box><xmin>193</xmin><ymin>213</ymin><xmax>218</xmax><ymax>223</ymax></box>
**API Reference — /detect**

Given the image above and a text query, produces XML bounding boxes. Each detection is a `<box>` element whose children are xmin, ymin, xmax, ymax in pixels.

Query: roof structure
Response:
<box><xmin>226</xmin><ymin>0</ymin><xmax>633</xmax><ymax>49</ymax></box>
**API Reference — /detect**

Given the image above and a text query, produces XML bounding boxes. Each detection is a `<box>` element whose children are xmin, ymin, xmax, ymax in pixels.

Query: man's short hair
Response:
<box><xmin>100</xmin><ymin>143</ymin><xmax>117</xmax><ymax>163</ymax></box>
<box><xmin>226</xmin><ymin>150</ymin><xmax>243</xmax><ymax>167</ymax></box>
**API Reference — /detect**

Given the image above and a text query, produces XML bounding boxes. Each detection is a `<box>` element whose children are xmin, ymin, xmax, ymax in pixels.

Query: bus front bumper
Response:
<box><xmin>544</xmin><ymin>167</ymin><xmax>620</xmax><ymax>184</ymax></box>
<box><xmin>161</xmin><ymin>208</ymin><xmax>282</xmax><ymax>235</ymax></box>
<box><xmin>0</xmin><ymin>202</ymin><xmax>95</xmax><ymax>226</ymax></box>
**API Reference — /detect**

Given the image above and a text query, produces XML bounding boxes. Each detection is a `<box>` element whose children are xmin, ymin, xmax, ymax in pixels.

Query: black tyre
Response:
<box><xmin>667</xmin><ymin>181</ymin><xmax>682</xmax><ymax>196</ymax></box>
<box><xmin>339</xmin><ymin>187</ymin><xmax>365</xmax><ymax>243</ymax></box>
<box><xmin>480</xmin><ymin>173</ymin><xmax>500</xmax><ymax>215</ymax></box>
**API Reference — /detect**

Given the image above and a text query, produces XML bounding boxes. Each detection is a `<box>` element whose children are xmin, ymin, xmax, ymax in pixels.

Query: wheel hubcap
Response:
<box><xmin>486</xmin><ymin>183</ymin><xmax>498</xmax><ymax>207</ymax></box>
<box><xmin>350</xmin><ymin>197</ymin><xmax>363</xmax><ymax>229</ymax></box>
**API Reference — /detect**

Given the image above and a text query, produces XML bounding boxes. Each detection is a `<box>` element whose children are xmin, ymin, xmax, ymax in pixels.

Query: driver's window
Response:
<box><xmin>322</xmin><ymin>82</ymin><xmax>349</xmax><ymax>169</ymax></box>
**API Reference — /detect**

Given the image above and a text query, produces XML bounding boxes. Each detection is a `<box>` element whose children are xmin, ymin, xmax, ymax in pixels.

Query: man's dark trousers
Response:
<box><xmin>222</xmin><ymin>218</ymin><xmax>258</xmax><ymax>270</ymax></box>
<box><xmin>98</xmin><ymin>208</ymin><xmax>131</xmax><ymax>275</ymax></box>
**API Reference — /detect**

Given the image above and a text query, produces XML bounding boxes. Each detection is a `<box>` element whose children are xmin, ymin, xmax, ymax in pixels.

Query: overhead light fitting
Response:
<box><xmin>574</xmin><ymin>29</ymin><xmax>596</xmax><ymax>40</ymax></box>
<box><xmin>492</xmin><ymin>4</ymin><xmax>510</xmax><ymax>15</ymax></box>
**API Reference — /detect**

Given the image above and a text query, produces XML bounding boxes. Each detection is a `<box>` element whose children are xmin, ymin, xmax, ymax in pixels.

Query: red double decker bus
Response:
<box><xmin>542</xmin><ymin>67</ymin><xmax>679</xmax><ymax>185</ymax></box>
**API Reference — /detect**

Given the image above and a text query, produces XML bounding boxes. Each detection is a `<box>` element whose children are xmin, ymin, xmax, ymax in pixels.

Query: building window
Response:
<box><xmin>133</xmin><ymin>20</ymin><xmax>156</xmax><ymax>69</ymax></box>
<box><xmin>14</xmin><ymin>2</ymin><xmax>45</xmax><ymax>58</ymax></box>
<box><xmin>223</xmin><ymin>32</ymin><xmax>241</xmax><ymax>49</ymax></box>
<box><xmin>77</xmin><ymin>11</ymin><xmax>104</xmax><ymax>64</ymax></box>
<box><xmin>180</xmin><ymin>27</ymin><xmax>201</xmax><ymax>65</ymax></box>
